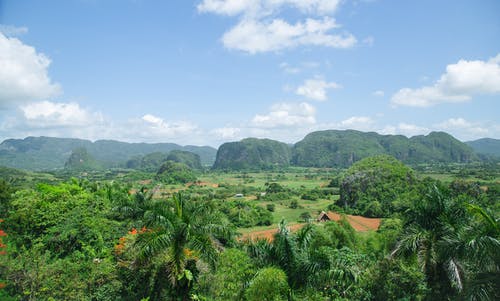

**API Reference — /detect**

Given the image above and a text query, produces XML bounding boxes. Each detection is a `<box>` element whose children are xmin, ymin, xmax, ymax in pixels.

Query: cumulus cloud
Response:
<box><xmin>197</xmin><ymin>0</ymin><xmax>341</xmax><ymax>17</ymax></box>
<box><xmin>296</xmin><ymin>78</ymin><xmax>340</xmax><ymax>101</ymax></box>
<box><xmin>339</xmin><ymin>116</ymin><xmax>374</xmax><ymax>130</ymax></box>
<box><xmin>212</xmin><ymin>127</ymin><xmax>241</xmax><ymax>139</ymax></box>
<box><xmin>198</xmin><ymin>0</ymin><xmax>355</xmax><ymax>53</ymax></box>
<box><xmin>19</xmin><ymin>101</ymin><xmax>102</xmax><ymax>128</ymax></box>
<box><xmin>391</xmin><ymin>54</ymin><xmax>500</xmax><ymax>107</ymax></box>
<box><xmin>223</xmin><ymin>17</ymin><xmax>355</xmax><ymax>54</ymax></box>
<box><xmin>138</xmin><ymin>114</ymin><xmax>198</xmax><ymax>138</ymax></box>
<box><xmin>0</xmin><ymin>32</ymin><xmax>61</xmax><ymax>108</ymax></box>
<box><xmin>435</xmin><ymin>117</ymin><xmax>490</xmax><ymax>139</ymax></box>
<box><xmin>252</xmin><ymin>102</ymin><xmax>316</xmax><ymax>128</ymax></box>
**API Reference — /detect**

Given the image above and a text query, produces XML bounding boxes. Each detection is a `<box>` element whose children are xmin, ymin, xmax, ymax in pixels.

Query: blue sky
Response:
<box><xmin>0</xmin><ymin>0</ymin><xmax>499</xmax><ymax>146</ymax></box>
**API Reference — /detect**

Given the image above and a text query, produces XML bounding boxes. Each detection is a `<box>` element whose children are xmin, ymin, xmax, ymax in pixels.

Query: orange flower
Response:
<box><xmin>0</xmin><ymin>230</ymin><xmax>7</xmax><ymax>237</ymax></box>
<box><xmin>0</xmin><ymin>282</ymin><xmax>6</xmax><ymax>289</ymax></box>
<box><xmin>128</xmin><ymin>228</ymin><xmax>138</xmax><ymax>235</ymax></box>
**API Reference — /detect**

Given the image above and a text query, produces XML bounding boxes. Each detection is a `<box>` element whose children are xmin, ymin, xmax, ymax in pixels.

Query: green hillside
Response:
<box><xmin>0</xmin><ymin>137</ymin><xmax>217</xmax><ymax>170</ymax></box>
<box><xmin>213</xmin><ymin>138</ymin><xmax>292</xmax><ymax>170</ymax></box>
<box><xmin>466</xmin><ymin>138</ymin><xmax>500</xmax><ymax>157</ymax></box>
<box><xmin>292</xmin><ymin>130</ymin><xmax>477</xmax><ymax>167</ymax></box>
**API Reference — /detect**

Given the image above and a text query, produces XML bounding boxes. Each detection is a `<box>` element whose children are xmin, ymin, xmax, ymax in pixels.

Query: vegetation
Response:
<box><xmin>337</xmin><ymin>155</ymin><xmax>418</xmax><ymax>217</ymax></box>
<box><xmin>156</xmin><ymin>161</ymin><xmax>197</xmax><ymax>184</ymax></box>
<box><xmin>213</xmin><ymin>138</ymin><xmax>292</xmax><ymax>170</ymax></box>
<box><xmin>0</xmin><ymin>136</ymin><xmax>216</xmax><ymax>170</ymax></box>
<box><xmin>166</xmin><ymin>150</ymin><xmax>203</xmax><ymax>170</ymax></box>
<box><xmin>293</xmin><ymin>130</ymin><xmax>477</xmax><ymax>167</ymax></box>
<box><xmin>466</xmin><ymin>138</ymin><xmax>500</xmax><ymax>157</ymax></box>
<box><xmin>65</xmin><ymin>147</ymin><xmax>102</xmax><ymax>171</ymax></box>
<box><xmin>0</xmin><ymin>153</ymin><xmax>497</xmax><ymax>300</ymax></box>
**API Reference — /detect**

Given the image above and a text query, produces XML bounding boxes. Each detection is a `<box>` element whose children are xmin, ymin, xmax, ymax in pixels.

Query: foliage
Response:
<box><xmin>0</xmin><ymin>136</ymin><xmax>216</xmax><ymax>170</ymax></box>
<box><xmin>65</xmin><ymin>147</ymin><xmax>102</xmax><ymax>171</ymax></box>
<box><xmin>127</xmin><ymin>193</ymin><xmax>234</xmax><ymax>300</ymax></box>
<box><xmin>245</xmin><ymin>267</ymin><xmax>289</xmax><ymax>301</ymax></box>
<box><xmin>126</xmin><ymin>152</ymin><xmax>170</xmax><ymax>172</ymax></box>
<box><xmin>207</xmin><ymin>248</ymin><xmax>255</xmax><ymax>300</ymax></box>
<box><xmin>338</xmin><ymin>155</ymin><xmax>418</xmax><ymax>217</ymax></box>
<box><xmin>167</xmin><ymin>150</ymin><xmax>203</xmax><ymax>170</ymax></box>
<box><xmin>213</xmin><ymin>138</ymin><xmax>292</xmax><ymax>170</ymax></box>
<box><xmin>293</xmin><ymin>130</ymin><xmax>477</xmax><ymax>168</ymax></box>
<box><xmin>466</xmin><ymin>137</ymin><xmax>500</xmax><ymax>157</ymax></box>
<box><xmin>155</xmin><ymin>161</ymin><xmax>197</xmax><ymax>184</ymax></box>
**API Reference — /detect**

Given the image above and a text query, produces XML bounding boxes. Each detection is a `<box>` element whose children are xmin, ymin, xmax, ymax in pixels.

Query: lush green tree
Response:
<box><xmin>133</xmin><ymin>193</ymin><xmax>233</xmax><ymax>300</ymax></box>
<box><xmin>366</xmin><ymin>258</ymin><xmax>428</xmax><ymax>300</ymax></box>
<box><xmin>155</xmin><ymin>161</ymin><xmax>197</xmax><ymax>184</ymax></box>
<box><xmin>392</xmin><ymin>185</ymin><xmax>467</xmax><ymax>299</ymax></box>
<box><xmin>245</xmin><ymin>267</ymin><xmax>289</xmax><ymax>301</ymax></box>
<box><xmin>338</xmin><ymin>155</ymin><xmax>418</xmax><ymax>217</ymax></box>
<box><xmin>208</xmin><ymin>248</ymin><xmax>255</xmax><ymax>300</ymax></box>
<box><xmin>167</xmin><ymin>150</ymin><xmax>203</xmax><ymax>170</ymax></box>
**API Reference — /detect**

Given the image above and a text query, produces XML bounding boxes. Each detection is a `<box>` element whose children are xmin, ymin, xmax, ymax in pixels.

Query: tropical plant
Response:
<box><xmin>132</xmin><ymin>192</ymin><xmax>233</xmax><ymax>300</ymax></box>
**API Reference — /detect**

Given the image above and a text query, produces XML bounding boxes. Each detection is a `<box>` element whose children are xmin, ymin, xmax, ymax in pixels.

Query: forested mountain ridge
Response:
<box><xmin>0</xmin><ymin>130</ymin><xmax>485</xmax><ymax>171</ymax></box>
<box><xmin>0</xmin><ymin>136</ymin><xmax>217</xmax><ymax>170</ymax></box>
<box><xmin>466</xmin><ymin>138</ymin><xmax>500</xmax><ymax>157</ymax></box>
<box><xmin>216</xmin><ymin>130</ymin><xmax>479</xmax><ymax>169</ymax></box>
<box><xmin>213</xmin><ymin>138</ymin><xmax>292</xmax><ymax>170</ymax></box>
<box><xmin>292</xmin><ymin>130</ymin><xmax>478</xmax><ymax>167</ymax></box>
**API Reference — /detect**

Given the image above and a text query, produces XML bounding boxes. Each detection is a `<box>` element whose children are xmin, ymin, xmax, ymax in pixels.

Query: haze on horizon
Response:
<box><xmin>0</xmin><ymin>0</ymin><xmax>499</xmax><ymax>147</ymax></box>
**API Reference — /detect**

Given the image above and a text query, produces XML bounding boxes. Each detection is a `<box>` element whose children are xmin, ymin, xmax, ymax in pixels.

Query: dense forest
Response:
<box><xmin>1</xmin><ymin>131</ymin><xmax>498</xmax><ymax>171</ymax></box>
<box><xmin>0</xmin><ymin>150</ymin><xmax>498</xmax><ymax>300</ymax></box>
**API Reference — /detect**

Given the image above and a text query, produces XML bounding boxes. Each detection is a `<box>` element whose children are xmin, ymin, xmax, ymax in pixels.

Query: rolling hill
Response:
<box><xmin>0</xmin><ymin>136</ymin><xmax>217</xmax><ymax>171</ymax></box>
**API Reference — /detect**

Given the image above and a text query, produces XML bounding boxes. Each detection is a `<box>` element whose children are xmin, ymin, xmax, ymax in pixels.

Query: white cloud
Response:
<box><xmin>223</xmin><ymin>17</ymin><xmax>355</xmax><ymax>54</ymax></box>
<box><xmin>391</xmin><ymin>54</ymin><xmax>500</xmax><ymax>107</ymax></box>
<box><xmin>197</xmin><ymin>0</ymin><xmax>341</xmax><ymax>17</ymax></box>
<box><xmin>280</xmin><ymin>62</ymin><xmax>300</xmax><ymax>74</ymax></box>
<box><xmin>252</xmin><ymin>102</ymin><xmax>316</xmax><ymax>128</ymax></box>
<box><xmin>372</xmin><ymin>90</ymin><xmax>384</xmax><ymax>97</ymax></box>
<box><xmin>198</xmin><ymin>0</ymin><xmax>355</xmax><ymax>53</ymax></box>
<box><xmin>296</xmin><ymin>78</ymin><xmax>340</xmax><ymax>101</ymax></box>
<box><xmin>20</xmin><ymin>101</ymin><xmax>102</xmax><ymax>128</ymax></box>
<box><xmin>0</xmin><ymin>25</ymin><xmax>28</xmax><ymax>36</ymax></box>
<box><xmin>435</xmin><ymin>117</ymin><xmax>490</xmax><ymax>140</ymax></box>
<box><xmin>139</xmin><ymin>114</ymin><xmax>198</xmax><ymax>137</ymax></box>
<box><xmin>0</xmin><ymin>33</ymin><xmax>61</xmax><ymax>108</ymax></box>
<box><xmin>397</xmin><ymin>123</ymin><xmax>429</xmax><ymax>137</ymax></box>
<box><xmin>339</xmin><ymin>116</ymin><xmax>374</xmax><ymax>130</ymax></box>
<box><xmin>211</xmin><ymin>127</ymin><xmax>241</xmax><ymax>139</ymax></box>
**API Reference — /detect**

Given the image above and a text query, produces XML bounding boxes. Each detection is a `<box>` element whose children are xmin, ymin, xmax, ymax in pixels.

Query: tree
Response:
<box><xmin>391</xmin><ymin>185</ymin><xmax>466</xmax><ymax>299</ymax></box>
<box><xmin>245</xmin><ymin>267</ymin><xmax>289</xmax><ymax>301</ymax></box>
<box><xmin>209</xmin><ymin>248</ymin><xmax>255</xmax><ymax>300</ymax></box>
<box><xmin>338</xmin><ymin>155</ymin><xmax>417</xmax><ymax>217</ymax></box>
<box><xmin>134</xmin><ymin>193</ymin><xmax>233</xmax><ymax>300</ymax></box>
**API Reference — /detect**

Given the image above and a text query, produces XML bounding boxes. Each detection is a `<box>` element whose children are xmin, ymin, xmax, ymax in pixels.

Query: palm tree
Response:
<box><xmin>391</xmin><ymin>185</ymin><xmax>467</xmax><ymax>299</ymax></box>
<box><xmin>134</xmin><ymin>192</ymin><xmax>233</xmax><ymax>300</ymax></box>
<box><xmin>443</xmin><ymin>204</ymin><xmax>499</xmax><ymax>300</ymax></box>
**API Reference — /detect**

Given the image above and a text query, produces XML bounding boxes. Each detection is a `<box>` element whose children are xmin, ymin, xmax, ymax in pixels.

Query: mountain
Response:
<box><xmin>293</xmin><ymin>130</ymin><xmax>478</xmax><ymax>167</ymax></box>
<box><xmin>466</xmin><ymin>138</ymin><xmax>500</xmax><ymax>157</ymax></box>
<box><xmin>213</xmin><ymin>138</ymin><xmax>292</xmax><ymax>170</ymax></box>
<box><xmin>166</xmin><ymin>150</ymin><xmax>203</xmax><ymax>170</ymax></box>
<box><xmin>64</xmin><ymin>147</ymin><xmax>101</xmax><ymax>171</ymax></box>
<box><xmin>0</xmin><ymin>136</ymin><xmax>217</xmax><ymax>171</ymax></box>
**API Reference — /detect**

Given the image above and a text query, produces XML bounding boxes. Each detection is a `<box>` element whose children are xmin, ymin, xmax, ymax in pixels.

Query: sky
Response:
<box><xmin>0</xmin><ymin>0</ymin><xmax>499</xmax><ymax>147</ymax></box>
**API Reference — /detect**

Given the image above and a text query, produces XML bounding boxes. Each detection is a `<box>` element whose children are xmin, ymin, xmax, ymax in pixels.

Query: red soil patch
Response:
<box><xmin>240</xmin><ymin>223</ymin><xmax>306</xmax><ymax>242</ymax></box>
<box><xmin>322</xmin><ymin>211</ymin><xmax>381</xmax><ymax>232</ymax></box>
<box><xmin>241</xmin><ymin>212</ymin><xmax>381</xmax><ymax>242</ymax></box>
